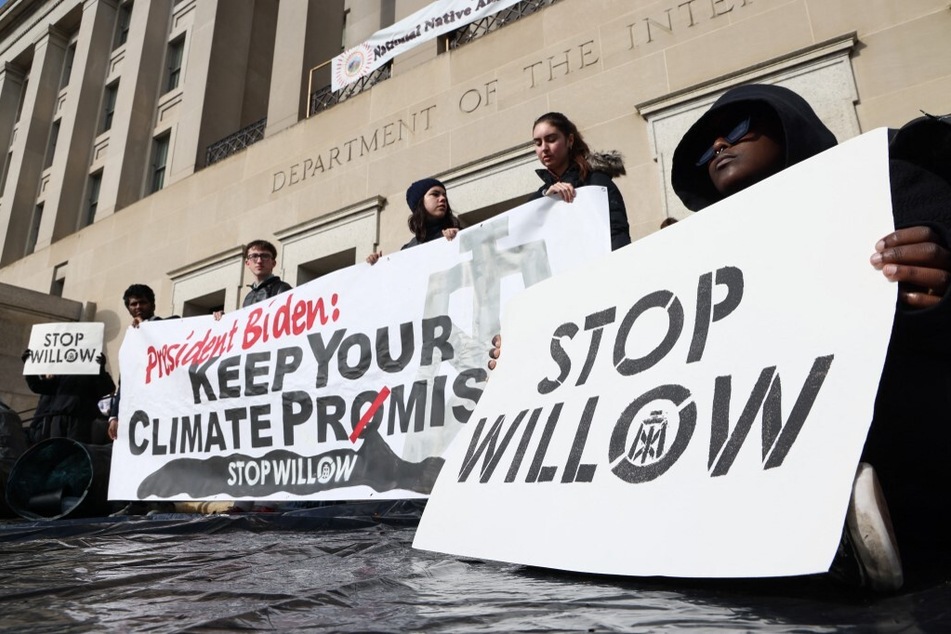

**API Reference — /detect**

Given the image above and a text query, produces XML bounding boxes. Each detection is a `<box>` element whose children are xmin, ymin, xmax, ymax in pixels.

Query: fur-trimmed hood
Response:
<box><xmin>535</xmin><ymin>150</ymin><xmax>626</xmax><ymax>186</ymax></box>
<box><xmin>531</xmin><ymin>148</ymin><xmax>632</xmax><ymax>251</ymax></box>
<box><xmin>589</xmin><ymin>151</ymin><xmax>626</xmax><ymax>178</ymax></box>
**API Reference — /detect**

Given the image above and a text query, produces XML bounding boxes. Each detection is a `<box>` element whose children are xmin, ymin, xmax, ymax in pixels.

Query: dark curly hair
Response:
<box><xmin>122</xmin><ymin>284</ymin><xmax>155</xmax><ymax>307</ymax></box>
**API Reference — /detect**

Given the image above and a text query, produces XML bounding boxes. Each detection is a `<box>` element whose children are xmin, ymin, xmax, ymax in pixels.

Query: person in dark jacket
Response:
<box><xmin>670</xmin><ymin>83</ymin><xmax>951</xmax><ymax>590</ymax></box>
<box><xmin>531</xmin><ymin>112</ymin><xmax>632</xmax><ymax>251</ymax></box>
<box><xmin>108</xmin><ymin>283</ymin><xmax>165</xmax><ymax>441</ymax></box>
<box><xmin>108</xmin><ymin>283</ymin><xmax>178</xmax><ymax>515</ymax></box>
<box><xmin>366</xmin><ymin>177</ymin><xmax>463</xmax><ymax>263</ymax></box>
<box><xmin>23</xmin><ymin>349</ymin><xmax>115</xmax><ymax>444</ymax></box>
<box><xmin>402</xmin><ymin>177</ymin><xmax>463</xmax><ymax>250</ymax></box>
<box><xmin>242</xmin><ymin>240</ymin><xmax>293</xmax><ymax>307</ymax></box>
<box><xmin>225</xmin><ymin>240</ymin><xmax>292</xmax><ymax>512</ymax></box>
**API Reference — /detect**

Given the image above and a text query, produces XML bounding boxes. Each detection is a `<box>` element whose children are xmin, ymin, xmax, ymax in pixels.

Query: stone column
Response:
<box><xmin>0</xmin><ymin>63</ymin><xmax>25</xmax><ymax>176</ymax></box>
<box><xmin>170</xmin><ymin>0</ymin><xmax>255</xmax><ymax>182</ymax></box>
<box><xmin>169</xmin><ymin>0</ymin><xmax>281</xmax><ymax>181</ymax></box>
<box><xmin>0</xmin><ymin>63</ymin><xmax>27</xmax><ymax>261</ymax></box>
<box><xmin>0</xmin><ymin>27</ymin><xmax>67</xmax><ymax>265</ymax></box>
<box><xmin>265</xmin><ymin>0</ymin><xmax>344</xmax><ymax>136</ymax></box>
<box><xmin>95</xmin><ymin>0</ymin><xmax>172</xmax><ymax>217</ymax></box>
<box><xmin>40</xmin><ymin>0</ymin><xmax>118</xmax><ymax>242</ymax></box>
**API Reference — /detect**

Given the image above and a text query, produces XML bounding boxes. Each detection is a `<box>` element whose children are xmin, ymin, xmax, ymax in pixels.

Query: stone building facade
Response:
<box><xmin>0</xmin><ymin>0</ymin><xmax>949</xmax><ymax>409</ymax></box>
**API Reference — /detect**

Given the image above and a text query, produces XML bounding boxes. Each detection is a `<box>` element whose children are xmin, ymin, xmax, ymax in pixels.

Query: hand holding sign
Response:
<box><xmin>24</xmin><ymin>323</ymin><xmax>105</xmax><ymax>376</ymax></box>
<box><xmin>871</xmin><ymin>226</ymin><xmax>951</xmax><ymax>308</ymax></box>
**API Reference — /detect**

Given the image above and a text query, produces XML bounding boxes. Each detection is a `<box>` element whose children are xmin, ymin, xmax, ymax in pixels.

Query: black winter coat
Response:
<box><xmin>26</xmin><ymin>370</ymin><xmax>115</xmax><ymax>443</ymax></box>
<box><xmin>243</xmin><ymin>275</ymin><xmax>293</xmax><ymax>307</ymax></box>
<box><xmin>532</xmin><ymin>151</ymin><xmax>632</xmax><ymax>251</ymax></box>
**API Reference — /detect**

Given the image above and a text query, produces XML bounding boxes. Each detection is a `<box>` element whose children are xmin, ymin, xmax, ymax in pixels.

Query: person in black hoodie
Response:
<box><xmin>671</xmin><ymin>83</ymin><xmax>951</xmax><ymax>591</ymax></box>
<box><xmin>22</xmin><ymin>349</ymin><xmax>116</xmax><ymax>444</ymax></box>
<box><xmin>531</xmin><ymin>112</ymin><xmax>632</xmax><ymax>251</ymax></box>
<box><xmin>366</xmin><ymin>177</ymin><xmax>463</xmax><ymax>263</ymax></box>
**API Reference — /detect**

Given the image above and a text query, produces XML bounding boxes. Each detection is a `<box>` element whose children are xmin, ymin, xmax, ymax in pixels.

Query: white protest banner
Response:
<box><xmin>414</xmin><ymin>129</ymin><xmax>897</xmax><ymax>578</ymax></box>
<box><xmin>108</xmin><ymin>189</ymin><xmax>611</xmax><ymax>502</ymax></box>
<box><xmin>25</xmin><ymin>322</ymin><xmax>105</xmax><ymax>375</ymax></box>
<box><xmin>331</xmin><ymin>0</ymin><xmax>522</xmax><ymax>91</ymax></box>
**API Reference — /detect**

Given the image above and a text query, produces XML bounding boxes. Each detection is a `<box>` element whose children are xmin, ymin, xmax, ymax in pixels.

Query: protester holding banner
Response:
<box><xmin>122</xmin><ymin>284</ymin><xmax>163</xmax><ymax>328</ymax></box>
<box><xmin>366</xmin><ymin>177</ymin><xmax>463</xmax><ymax>263</ymax></box>
<box><xmin>241</xmin><ymin>240</ymin><xmax>293</xmax><ymax>307</ymax></box>
<box><xmin>109</xmin><ymin>283</ymin><xmax>182</xmax><ymax>516</ymax></box>
<box><xmin>108</xmin><ymin>284</ymin><xmax>166</xmax><ymax>441</ymax></box>
<box><xmin>230</xmin><ymin>240</ymin><xmax>293</xmax><ymax>513</ymax></box>
<box><xmin>22</xmin><ymin>349</ymin><xmax>115</xmax><ymax>444</ymax></box>
<box><xmin>212</xmin><ymin>241</ymin><xmax>292</xmax><ymax>325</ymax></box>
<box><xmin>487</xmin><ymin>115</ymin><xmax>634</xmax><ymax>368</ymax></box>
<box><xmin>531</xmin><ymin>112</ymin><xmax>632</xmax><ymax>252</ymax></box>
<box><xmin>670</xmin><ymin>83</ymin><xmax>951</xmax><ymax>590</ymax></box>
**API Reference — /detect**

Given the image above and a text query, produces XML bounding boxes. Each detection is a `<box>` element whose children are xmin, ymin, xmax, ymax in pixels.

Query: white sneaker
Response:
<box><xmin>844</xmin><ymin>462</ymin><xmax>903</xmax><ymax>592</ymax></box>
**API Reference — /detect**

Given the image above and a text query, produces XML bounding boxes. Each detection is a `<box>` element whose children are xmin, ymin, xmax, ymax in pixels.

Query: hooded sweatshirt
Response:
<box><xmin>673</xmin><ymin>84</ymin><xmax>951</xmax><ymax>577</ymax></box>
<box><xmin>671</xmin><ymin>84</ymin><xmax>837</xmax><ymax>211</ymax></box>
<box><xmin>533</xmin><ymin>151</ymin><xmax>632</xmax><ymax>251</ymax></box>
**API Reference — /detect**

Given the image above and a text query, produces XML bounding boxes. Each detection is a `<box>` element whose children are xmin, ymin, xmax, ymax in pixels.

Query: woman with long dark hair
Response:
<box><xmin>366</xmin><ymin>177</ymin><xmax>462</xmax><ymax>263</ymax></box>
<box><xmin>489</xmin><ymin>115</ymin><xmax>633</xmax><ymax>370</ymax></box>
<box><xmin>532</xmin><ymin>112</ymin><xmax>632</xmax><ymax>251</ymax></box>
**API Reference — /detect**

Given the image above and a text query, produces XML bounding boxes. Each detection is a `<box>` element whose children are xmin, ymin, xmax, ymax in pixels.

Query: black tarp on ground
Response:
<box><xmin>1</xmin><ymin>502</ymin><xmax>950</xmax><ymax>633</ymax></box>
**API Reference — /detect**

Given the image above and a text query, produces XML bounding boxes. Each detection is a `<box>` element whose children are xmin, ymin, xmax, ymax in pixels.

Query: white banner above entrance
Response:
<box><xmin>332</xmin><ymin>0</ymin><xmax>524</xmax><ymax>91</ymax></box>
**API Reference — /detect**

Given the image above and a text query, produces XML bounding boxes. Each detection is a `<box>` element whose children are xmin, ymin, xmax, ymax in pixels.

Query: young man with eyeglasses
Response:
<box><xmin>228</xmin><ymin>240</ymin><xmax>292</xmax><ymax>513</ymax></box>
<box><xmin>242</xmin><ymin>240</ymin><xmax>292</xmax><ymax>307</ymax></box>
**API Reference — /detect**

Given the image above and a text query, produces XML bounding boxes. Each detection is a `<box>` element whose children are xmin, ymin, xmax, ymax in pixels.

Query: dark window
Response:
<box><xmin>26</xmin><ymin>203</ymin><xmax>43</xmax><ymax>255</ymax></box>
<box><xmin>85</xmin><ymin>171</ymin><xmax>102</xmax><ymax>226</ymax></box>
<box><xmin>60</xmin><ymin>42</ymin><xmax>76</xmax><ymax>89</ymax></box>
<box><xmin>15</xmin><ymin>77</ymin><xmax>28</xmax><ymax>123</ymax></box>
<box><xmin>296</xmin><ymin>248</ymin><xmax>356</xmax><ymax>286</ymax></box>
<box><xmin>50</xmin><ymin>262</ymin><xmax>67</xmax><ymax>297</ymax></box>
<box><xmin>182</xmin><ymin>289</ymin><xmax>226</xmax><ymax>318</ymax></box>
<box><xmin>102</xmin><ymin>82</ymin><xmax>119</xmax><ymax>132</ymax></box>
<box><xmin>114</xmin><ymin>2</ymin><xmax>133</xmax><ymax>48</ymax></box>
<box><xmin>0</xmin><ymin>151</ymin><xmax>12</xmax><ymax>197</ymax></box>
<box><xmin>44</xmin><ymin>120</ymin><xmax>60</xmax><ymax>169</ymax></box>
<box><xmin>150</xmin><ymin>133</ymin><xmax>170</xmax><ymax>193</ymax></box>
<box><xmin>165</xmin><ymin>36</ymin><xmax>184</xmax><ymax>92</ymax></box>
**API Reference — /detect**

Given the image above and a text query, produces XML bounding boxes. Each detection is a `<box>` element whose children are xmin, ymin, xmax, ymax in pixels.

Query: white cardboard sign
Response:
<box><xmin>414</xmin><ymin>129</ymin><xmax>897</xmax><ymax>578</ymax></box>
<box><xmin>25</xmin><ymin>322</ymin><xmax>105</xmax><ymax>376</ymax></box>
<box><xmin>108</xmin><ymin>189</ymin><xmax>610</xmax><ymax>502</ymax></box>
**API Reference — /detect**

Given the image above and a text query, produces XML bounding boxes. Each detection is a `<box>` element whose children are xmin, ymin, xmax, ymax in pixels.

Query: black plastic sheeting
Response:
<box><xmin>1</xmin><ymin>501</ymin><xmax>950</xmax><ymax>633</ymax></box>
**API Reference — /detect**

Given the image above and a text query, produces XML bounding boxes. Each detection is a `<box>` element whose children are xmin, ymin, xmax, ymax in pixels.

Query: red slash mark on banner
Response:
<box><xmin>350</xmin><ymin>386</ymin><xmax>391</xmax><ymax>443</ymax></box>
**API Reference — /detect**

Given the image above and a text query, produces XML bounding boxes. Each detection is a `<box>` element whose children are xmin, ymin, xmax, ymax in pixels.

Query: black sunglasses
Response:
<box><xmin>696</xmin><ymin>116</ymin><xmax>752</xmax><ymax>166</ymax></box>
